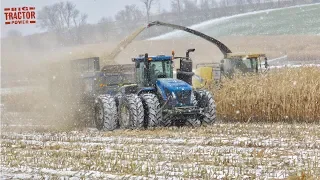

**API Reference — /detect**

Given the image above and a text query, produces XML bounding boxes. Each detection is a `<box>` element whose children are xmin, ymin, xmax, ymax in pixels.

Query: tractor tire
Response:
<box><xmin>140</xmin><ymin>93</ymin><xmax>161</xmax><ymax>128</ymax></box>
<box><xmin>119</xmin><ymin>94</ymin><xmax>144</xmax><ymax>129</ymax></box>
<box><xmin>195</xmin><ymin>90</ymin><xmax>217</xmax><ymax>124</ymax></box>
<box><xmin>185</xmin><ymin>118</ymin><xmax>201</xmax><ymax>127</ymax></box>
<box><xmin>94</xmin><ymin>95</ymin><xmax>118</xmax><ymax>131</ymax></box>
<box><xmin>185</xmin><ymin>94</ymin><xmax>201</xmax><ymax>127</ymax></box>
<box><xmin>161</xmin><ymin>116</ymin><xmax>172</xmax><ymax>127</ymax></box>
<box><xmin>191</xmin><ymin>92</ymin><xmax>198</xmax><ymax>107</ymax></box>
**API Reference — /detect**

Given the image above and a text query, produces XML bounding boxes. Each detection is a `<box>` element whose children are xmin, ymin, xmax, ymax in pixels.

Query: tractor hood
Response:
<box><xmin>156</xmin><ymin>78</ymin><xmax>192</xmax><ymax>92</ymax></box>
<box><xmin>156</xmin><ymin>78</ymin><xmax>193</xmax><ymax>106</ymax></box>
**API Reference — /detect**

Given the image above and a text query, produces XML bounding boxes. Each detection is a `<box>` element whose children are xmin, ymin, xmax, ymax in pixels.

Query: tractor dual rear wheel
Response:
<box><xmin>95</xmin><ymin>95</ymin><xmax>118</xmax><ymax>131</ymax></box>
<box><xmin>119</xmin><ymin>94</ymin><xmax>144</xmax><ymax>129</ymax></box>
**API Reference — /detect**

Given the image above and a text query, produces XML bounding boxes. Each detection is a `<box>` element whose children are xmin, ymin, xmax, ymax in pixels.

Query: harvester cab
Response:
<box><xmin>193</xmin><ymin>53</ymin><xmax>269</xmax><ymax>89</ymax></box>
<box><xmin>221</xmin><ymin>53</ymin><xmax>268</xmax><ymax>76</ymax></box>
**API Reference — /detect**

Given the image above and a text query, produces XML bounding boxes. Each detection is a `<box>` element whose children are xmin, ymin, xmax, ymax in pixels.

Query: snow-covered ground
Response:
<box><xmin>149</xmin><ymin>3</ymin><xmax>320</xmax><ymax>40</ymax></box>
<box><xmin>1</xmin><ymin>123</ymin><xmax>320</xmax><ymax>179</ymax></box>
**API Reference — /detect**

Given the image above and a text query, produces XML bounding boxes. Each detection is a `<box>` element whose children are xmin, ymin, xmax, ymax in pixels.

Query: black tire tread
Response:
<box><xmin>140</xmin><ymin>93</ymin><xmax>161</xmax><ymax>127</ymax></box>
<box><xmin>196</xmin><ymin>90</ymin><xmax>217</xmax><ymax>124</ymax></box>
<box><xmin>185</xmin><ymin>118</ymin><xmax>201</xmax><ymax>127</ymax></box>
<box><xmin>124</xmin><ymin>94</ymin><xmax>144</xmax><ymax>129</ymax></box>
<box><xmin>161</xmin><ymin>116</ymin><xmax>172</xmax><ymax>127</ymax></box>
<box><xmin>95</xmin><ymin>95</ymin><xmax>118</xmax><ymax>131</ymax></box>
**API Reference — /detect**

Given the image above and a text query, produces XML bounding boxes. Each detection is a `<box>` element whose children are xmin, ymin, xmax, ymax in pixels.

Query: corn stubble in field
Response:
<box><xmin>1</xmin><ymin>124</ymin><xmax>320</xmax><ymax>179</ymax></box>
<box><xmin>215</xmin><ymin>67</ymin><xmax>320</xmax><ymax>122</ymax></box>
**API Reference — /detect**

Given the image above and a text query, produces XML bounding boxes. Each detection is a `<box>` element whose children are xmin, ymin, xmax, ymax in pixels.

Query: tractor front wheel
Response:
<box><xmin>185</xmin><ymin>118</ymin><xmax>201</xmax><ymax>127</ymax></box>
<box><xmin>195</xmin><ymin>90</ymin><xmax>217</xmax><ymax>124</ymax></box>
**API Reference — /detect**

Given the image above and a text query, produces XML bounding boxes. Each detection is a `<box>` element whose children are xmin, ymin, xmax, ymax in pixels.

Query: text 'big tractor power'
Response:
<box><xmin>95</xmin><ymin>49</ymin><xmax>216</xmax><ymax>130</ymax></box>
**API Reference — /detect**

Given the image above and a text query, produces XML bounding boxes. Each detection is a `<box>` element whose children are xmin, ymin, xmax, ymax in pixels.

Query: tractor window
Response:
<box><xmin>150</xmin><ymin>61</ymin><xmax>173</xmax><ymax>84</ymax></box>
<box><xmin>251</xmin><ymin>59</ymin><xmax>258</xmax><ymax>70</ymax></box>
<box><xmin>242</xmin><ymin>59</ymin><xmax>252</xmax><ymax>69</ymax></box>
<box><xmin>135</xmin><ymin>60</ymin><xmax>173</xmax><ymax>86</ymax></box>
<box><xmin>150</xmin><ymin>61</ymin><xmax>173</xmax><ymax>78</ymax></box>
<box><xmin>242</xmin><ymin>58</ymin><xmax>258</xmax><ymax>72</ymax></box>
<box><xmin>136</xmin><ymin>62</ymin><xmax>144</xmax><ymax>84</ymax></box>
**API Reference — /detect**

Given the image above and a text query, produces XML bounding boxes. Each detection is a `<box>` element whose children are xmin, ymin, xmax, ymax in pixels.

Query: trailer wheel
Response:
<box><xmin>95</xmin><ymin>95</ymin><xmax>118</xmax><ymax>131</ymax></box>
<box><xmin>119</xmin><ymin>94</ymin><xmax>144</xmax><ymax>129</ymax></box>
<box><xmin>195</xmin><ymin>90</ymin><xmax>217</xmax><ymax>124</ymax></box>
<box><xmin>140</xmin><ymin>93</ymin><xmax>161</xmax><ymax>128</ymax></box>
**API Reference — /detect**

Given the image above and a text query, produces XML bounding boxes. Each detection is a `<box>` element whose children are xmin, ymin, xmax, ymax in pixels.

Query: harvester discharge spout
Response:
<box><xmin>147</xmin><ymin>21</ymin><xmax>232</xmax><ymax>57</ymax></box>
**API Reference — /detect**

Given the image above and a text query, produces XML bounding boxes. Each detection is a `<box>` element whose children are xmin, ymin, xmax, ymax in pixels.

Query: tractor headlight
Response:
<box><xmin>165</xmin><ymin>88</ymin><xmax>176</xmax><ymax>100</ymax></box>
<box><xmin>171</xmin><ymin>92</ymin><xmax>176</xmax><ymax>99</ymax></box>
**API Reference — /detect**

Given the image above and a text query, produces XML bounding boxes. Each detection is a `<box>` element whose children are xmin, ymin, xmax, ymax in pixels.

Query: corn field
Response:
<box><xmin>215</xmin><ymin>67</ymin><xmax>320</xmax><ymax>122</ymax></box>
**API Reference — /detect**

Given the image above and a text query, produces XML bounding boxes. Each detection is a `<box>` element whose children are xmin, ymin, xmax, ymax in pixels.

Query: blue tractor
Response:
<box><xmin>94</xmin><ymin>49</ymin><xmax>216</xmax><ymax>130</ymax></box>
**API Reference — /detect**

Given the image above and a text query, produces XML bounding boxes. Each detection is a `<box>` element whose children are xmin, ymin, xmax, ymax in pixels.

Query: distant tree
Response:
<box><xmin>220</xmin><ymin>0</ymin><xmax>229</xmax><ymax>7</ymax></box>
<box><xmin>140</xmin><ymin>0</ymin><xmax>158</xmax><ymax>23</ymax></box>
<box><xmin>235</xmin><ymin>0</ymin><xmax>245</xmax><ymax>11</ymax></box>
<box><xmin>171</xmin><ymin>0</ymin><xmax>182</xmax><ymax>14</ymax></box>
<box><xmin>115</xmin><ymin>5</ymin><xmax>143</xmax><ymax>34</ymax></box>
<box><xmin>255</xmin><ymin>0</ymin><xmax>262</xmax><ymax>5</ymax></box>
<box><xmin>199</xmin><ymin>0</ymin><xmax>210</xmax><ymax>10</ymax></box>
<box><xmin>199</xmin><ymin>0</ymin><xmax>210</xmax><ymax>19</ymax></box>
<box><xmin>6</xmin><ymin>29</ymin><xmax>24</xmax><ymax>49</ymax></box>
<box><xmin>183</xmin><ymin>0</ymin><xmax>199</xmax><ymax>12</ymax></box>
<box><xmin>98</xmin><ymin>17</ymin><xmax>114</xmax><ymax>41</ymax></box>
<box><xmin>37</xmin><ymin>1</ymin><xmax>88</xmax><ymax>44</ymax></box>
<box><xmin>209</xmin><ymin>0</ymin><xmax>219</xmax><ymax>8</ymax></box>
<box><xmin>7</xmin><ymin>30</ymin><xmax>22</xmax><ymax>38</ymax></box>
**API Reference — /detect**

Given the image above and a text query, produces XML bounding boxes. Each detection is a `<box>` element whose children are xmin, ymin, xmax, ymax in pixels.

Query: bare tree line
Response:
<box><xmin>37</xmin><ymin>1</ymin><xmax>88</xmax><ymax>45</ymax></box>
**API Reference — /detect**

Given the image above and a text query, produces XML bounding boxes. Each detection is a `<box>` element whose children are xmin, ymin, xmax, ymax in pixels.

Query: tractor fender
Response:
<box><xmin>118</xmin><ymin>84</ymin><xmax>138</xmax><ymax>95</ymax></box>
<box><xmin>137</xmin><ymin>87</ymin><xmax>156</xmax><ymax>96</ymax></box>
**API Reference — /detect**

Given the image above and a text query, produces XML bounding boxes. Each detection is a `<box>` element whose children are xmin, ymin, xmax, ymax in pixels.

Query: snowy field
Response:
<box><xmin>1</xmin><ymin>123</ymin><xmax>320</xmax><ymax>179</ymax></box>
<box><xmin>149</xmin><ymin>3</ymin><xmax>320</xmax><ymax>40</ymax></box>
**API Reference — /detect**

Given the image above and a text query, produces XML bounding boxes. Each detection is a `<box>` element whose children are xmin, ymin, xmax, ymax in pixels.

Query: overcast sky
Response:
<box><xmin>1</xmin><ymin>0</ymin><xmax>172</xmax><ymax>37</ymax></box>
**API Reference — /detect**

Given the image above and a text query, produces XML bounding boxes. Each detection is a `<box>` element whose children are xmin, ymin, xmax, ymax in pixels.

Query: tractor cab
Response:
<box><xmin>222</xmin><ymin>53</ymin><xmax>268</xmax><ymax>76</ymax></box>
<box><xmin>132</xmin><ymin>49</ymin><xmax>196</xmax><ymax>88</ymax></box>
<box><xmin>132</xmin><ymin>54</ymin><xmax>174</xmax><ymax>87</ymax></box>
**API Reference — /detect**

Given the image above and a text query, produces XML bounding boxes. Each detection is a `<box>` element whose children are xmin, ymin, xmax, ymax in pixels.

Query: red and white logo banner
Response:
<box><xmin>3</xmin><ymin>7</ymin><xmax>36</xmax><ymax>25</ymax></box>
